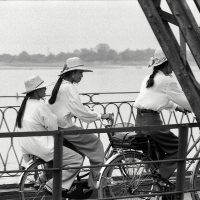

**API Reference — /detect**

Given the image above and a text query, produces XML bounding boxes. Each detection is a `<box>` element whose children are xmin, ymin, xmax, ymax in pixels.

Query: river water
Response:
<box><xmin>0</xmin><ymin>64</ymin><xmax>150</xmax><ymax>106</ymax></box>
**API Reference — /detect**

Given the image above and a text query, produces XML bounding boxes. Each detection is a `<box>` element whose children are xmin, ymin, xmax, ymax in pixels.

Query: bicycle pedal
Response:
<box><xmin>158</xmin><ymin>182</ymin><xmax>175</xmax><ymax>193</ymax></box>
<box><xmin>128</xmin><ymin>187</ymin><xmax>138</xmax><ymax>195</ymax></box>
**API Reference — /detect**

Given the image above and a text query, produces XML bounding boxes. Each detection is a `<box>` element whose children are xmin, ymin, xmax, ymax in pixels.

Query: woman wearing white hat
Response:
<box><xmin>16</xmin><ymin>75</ymin><xmax>88</xmax><ymax>199</ymax></box>
<box><xmin>48</xmin><ymin>57</ymin><xmax>112</xmax><ymax>189</ymax></box>
<box><xmin>134</xmin><ymin>48</ymin><xmax>192</xmax><ymax>200</ymax></box>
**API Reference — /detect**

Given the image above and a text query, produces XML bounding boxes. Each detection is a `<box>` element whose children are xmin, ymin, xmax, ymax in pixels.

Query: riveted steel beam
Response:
<box><xmin>138</xmin><ymin>0</ymin><xmax>200</xmax><ymax>123</ymax></box>
<box><xmin>159</xmin><ymin>10</ymin><xmax>178</xmax><ymax>25</ymax></box>
<box><xmin>193</xmin><ymin>0</ymin><xmax>200</xmax><ymax>13</ymax></box>
<box><xmin>166</xmin><ymin>0</ymin><xmax>200</xmax><ymax>69</ymax></box>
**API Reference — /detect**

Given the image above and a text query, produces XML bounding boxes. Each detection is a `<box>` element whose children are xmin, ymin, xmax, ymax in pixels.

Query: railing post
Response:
<box><xmin>176</xmin><ymin>125</ymin><xmax>188</xmax><ymax>200</ymax></box>
<box><xmin>53</xmin><ymin>130</ymin><xmax>63</xmax><ymax>200</ymax></box>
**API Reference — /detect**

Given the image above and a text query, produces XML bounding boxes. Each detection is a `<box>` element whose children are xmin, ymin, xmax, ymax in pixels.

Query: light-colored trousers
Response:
<box><xmin>46</xmin><ymin>146</ymin><xmax>83</xmax><ymax>190</ymax></box>
<box><xmin>60</xmin><ymin>126</ymin><xmax>105</xmax><ymax>189</ymax></box>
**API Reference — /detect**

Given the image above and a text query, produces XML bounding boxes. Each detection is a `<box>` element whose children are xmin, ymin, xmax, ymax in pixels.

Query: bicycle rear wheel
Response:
<box><xmin>19</xmin><ymin>159</ymin><xmax>52</xmax><ymax>200</ymax></box>
<box><xmin>98</xmin><ymin>151</ymin><xmax>160</xmax><ymax>200</ymax></box>
<box><xmin>190</xmin><ymin>160</ymin><xmax>200</xmax><ymax>200</ymax></box>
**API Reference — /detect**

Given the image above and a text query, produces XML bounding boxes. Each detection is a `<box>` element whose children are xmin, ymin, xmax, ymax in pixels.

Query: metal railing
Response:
<box><xmin>0</xmin><ymin>92</ymin><xmax>198</xmax><ymax>178</ymax></box>
<box><xmin>0</xmin><ymin>123</ymin><xmax>200</xmax><ymax>200</ymax></box>
<box><xmin>0</xmin><ymin>92</ymin><xmax>199</xmax><ymax>200</ymax></box>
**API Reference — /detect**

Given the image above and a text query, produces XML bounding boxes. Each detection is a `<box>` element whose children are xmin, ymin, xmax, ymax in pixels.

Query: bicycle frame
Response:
<box><xmin>96</xmin><ymin>151</ymin><xmax>121</xmax><ymax>189</ymax></box>
<box><xmin>18</xmin><ymin>157</ymin><xmax>45</xmax><ymax>185</ymax></box>
<box><xmin>97</xmin><ymin>149</ymin><xmax>138</xmax><ymax>189</ymax></box>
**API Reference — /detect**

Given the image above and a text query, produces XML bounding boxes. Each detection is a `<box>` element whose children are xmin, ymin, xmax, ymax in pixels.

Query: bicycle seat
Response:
<box><xmin>129</xmin><ymin>134</ymin><xmax>150</xmax><ymax>150</ymax></box>
<box><xmin>111</xmin><ymin>131</ymin><xmax>150</xmax><ymax>150</ymax></box>
<box><xmin>110</xmin><ymin>123</ymin><xmax>150</xmax><ymax>150</ymax></box>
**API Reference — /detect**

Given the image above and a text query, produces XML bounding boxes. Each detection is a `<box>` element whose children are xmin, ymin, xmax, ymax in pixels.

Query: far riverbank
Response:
<box><xmin>0</xmin><ymin>61</ymin><xmax>148</xmax><ymax>69</ymax></box>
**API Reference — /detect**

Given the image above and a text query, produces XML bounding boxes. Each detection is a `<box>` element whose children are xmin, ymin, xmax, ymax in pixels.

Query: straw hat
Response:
<box><xmin>22</xmin><ymin>75</ymin><xmax>48</xmax><ymax>94</ymax></box>
<box><xmin>148</xmin><ymin>48</ymin><xmax>167</xmax><ymax>68</ymax></box>
<box><xmin>59</xmin><ymin>57</ymin><xmax>93</xmax><ymax>76</ymax></box>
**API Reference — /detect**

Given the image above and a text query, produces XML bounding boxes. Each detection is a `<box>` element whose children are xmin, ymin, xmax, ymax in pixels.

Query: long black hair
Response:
<box><xmin>48</xmin><ymin>76</ymin><xmax>63</xmax><ymax>104</ymax></box>
<box><xmin>16</xmin><ymin>92</ymin><xmax>33</xmax><ymax>128</ymax></box>
<box><xmin>48</xmin><ymin>70</ymin><xmax>75</xmax><ymax>105</ymax></box>
<box><xmin>146</xmin><ymin>61</ymin><xmax>168</xmax><ymax>88</ymax></box>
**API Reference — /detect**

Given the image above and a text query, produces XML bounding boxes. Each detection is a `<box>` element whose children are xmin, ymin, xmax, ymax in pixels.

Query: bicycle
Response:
<box><xmin>18</xmin><ymin>112</ymin><xmax>200</xmax><ymax>200</ymax></box>
<box><xmin>97</xmin><ymin>111</ymin><xmax>200</xmax><ymax>200</ymax></box>
<box><xmin>185</xmin><ymin>113</ymin><xmax>200</xmax><ymax>200</ymax></box>
<box><xmin>18</xmin><ymin>157</ymin><xmax>51</xmax><ymax>200</ymax></box>
<box><xmin>97</xmin><ymin>123</ymin><xmax>172</xmax><ymax>200</ymax></box>
<box><xmin>18</xmin><ymin>115</ymin><xmax>114</xmax><ymax>200</ymax></box>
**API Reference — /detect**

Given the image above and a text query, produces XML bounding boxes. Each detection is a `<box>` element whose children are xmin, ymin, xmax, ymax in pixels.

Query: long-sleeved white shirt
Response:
<box><xmin>134</xmin><ymin>71</ymin><xmax>192</xmax><ymax>112</ymax></box>
<box><xmin>17</xmin><ymin>99</ymin><xmax>58</xmax><ymax>162</ymax></box>
<box><xmin>48</xmin><ymin>81</ymin><xmax>101</xmax><ymax>128</ymax></box>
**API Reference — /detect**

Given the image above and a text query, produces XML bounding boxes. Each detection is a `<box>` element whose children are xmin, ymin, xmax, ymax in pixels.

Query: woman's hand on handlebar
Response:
<box><xmin>101</xmin><ymin>113</ymin><xmax>113</xmax><ymax>120</ymax></box>
<box><xmin>175</xmin><ymin>106</ymin><xmax>191</xmax><ymax>114</ymax></box>
<box><xmin>101</xmin><ymin>113</ymin><xmax>114</xmax><ymax>127</ymax></box>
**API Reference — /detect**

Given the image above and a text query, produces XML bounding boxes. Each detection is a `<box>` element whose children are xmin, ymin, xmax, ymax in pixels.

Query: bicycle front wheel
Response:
<box><xmin>19</xmin><ymin>159</ymin><xmax>51</xmax><ymax>200</ymax></box>
<box><xmin>190</xmin><ymin>160</ymin><xmax>200</xmax><ymax>200</ymax></box>
<box><xmin>98</xmin><ymin>151</ymin><xmax>159</xmax><ymax>200</ymax></box>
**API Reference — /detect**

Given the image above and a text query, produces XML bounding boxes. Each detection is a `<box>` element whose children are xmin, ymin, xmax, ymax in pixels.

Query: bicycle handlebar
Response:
<box><xmin>102</xmin><ymin>113</ymin><xmax>114</xmax><ymax>128</ymax></box>
<box><xmin>175</xmin><ymin>106</ymin><xmax>191</xmax><ymax>114</ymax></box>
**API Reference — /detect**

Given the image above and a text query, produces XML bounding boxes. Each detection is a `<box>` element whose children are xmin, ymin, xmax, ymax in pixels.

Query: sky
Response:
<box><xmin>0</xmin><ymin>0</ymin><xmax>199</xmax><ymax>55</ymax></box>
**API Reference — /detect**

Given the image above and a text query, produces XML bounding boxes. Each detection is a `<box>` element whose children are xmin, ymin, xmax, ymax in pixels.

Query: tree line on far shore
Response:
<box><xmin>0</xmin><ymin>43</ymin><xmax>195</xmax><ymax>66</ymax></box>
<box><xmin>0</xmin><ymin>44</ymin><xmax>154</xmax><ymax>65</ymax></box>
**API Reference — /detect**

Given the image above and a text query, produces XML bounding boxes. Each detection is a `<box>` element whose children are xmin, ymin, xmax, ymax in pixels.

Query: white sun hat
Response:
<box><xmin>148</xmin><ymin>48</ymin><xmax>167</xmax><ymax>68</ymax></box>
<box><xmin>59</xmin><ymin>57</ymin><xmax>93</xmax><ymax>76</ymax></box>
<box><xmin>22</xmin><ymin>75</ymin><xmax>48</xmax><ymax>94</ymax></box>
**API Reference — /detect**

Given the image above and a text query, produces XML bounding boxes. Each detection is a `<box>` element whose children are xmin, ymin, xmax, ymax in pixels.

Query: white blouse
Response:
<box><xmin>17</xmin><ymin>99</ymin><xmax>58</xmax><ymax>162</ymax></box>
<box><xmin>134</xmin><ymin>71</ymin><xmax>192</xmax><ymax>112</ymax></box>
<box><xmin>48</xmin><ymin>81</ymin><xmax>101</xmax><ymax>128</ymax></box>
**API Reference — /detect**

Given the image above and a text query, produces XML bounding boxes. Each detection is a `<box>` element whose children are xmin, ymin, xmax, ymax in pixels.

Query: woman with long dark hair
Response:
<box><xmin>16</xmin><ymin>75</ymin><xmax>87</xmax><ymax>199</ymax></box>
<box><xmin>48</xmin><ymin>57</ymin><xmax>112</xmax><ymax>189</ymax></box>
<box><xmin>134</xmin><ymin>48</ymin><xmax>192</xmax><ymax>200</ymax></box>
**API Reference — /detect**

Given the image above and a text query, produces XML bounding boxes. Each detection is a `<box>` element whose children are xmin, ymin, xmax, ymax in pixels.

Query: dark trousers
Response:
<box><xmin>135</xmin><ymin>110</ymin><xmax>178</xmax><ymax>179</ymax></box>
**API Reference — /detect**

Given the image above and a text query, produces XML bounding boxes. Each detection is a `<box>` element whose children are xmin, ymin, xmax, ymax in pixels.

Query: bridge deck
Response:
<box><xmin>0</xmin><ymin>187</ymin><xmax>193</xmax><ymax>200</ymax></box>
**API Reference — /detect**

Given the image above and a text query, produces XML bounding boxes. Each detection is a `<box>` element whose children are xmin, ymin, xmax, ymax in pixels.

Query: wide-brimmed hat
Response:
<box><xmin>148</xmin><ymin>48</ymin><xmax>167</xmax><ymax>68</ymax></box>
<box><xmin>22</xmin><ymin>75</ymin><xmax>48</xmax><ymax>94</ymax></box>
<box><xmin>58</xmin><ymin>57</ymin><xmax>93</xmax><ymax>76</ymax></box>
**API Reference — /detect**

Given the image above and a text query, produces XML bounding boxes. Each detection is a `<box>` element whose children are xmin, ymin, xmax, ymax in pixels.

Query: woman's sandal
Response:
<box><xmin>43</xmin><ymin>180</ymin><xmax>93</xmax><ymax>199</ymax></box>
<box><xmin>62</xmin><ymin>183</ymin><xmax>93</xmax><ymax>199</ymax></box>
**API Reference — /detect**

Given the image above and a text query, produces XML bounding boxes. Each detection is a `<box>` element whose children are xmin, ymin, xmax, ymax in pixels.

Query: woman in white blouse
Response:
<box><xmin>16</xmin><ymin>75</ymin><xmax>87</xmax><ymax>199</ymax></box>
<box><xmin>48</xmin><ymin>57</ymin><xmax>111</xmax><ymax>189</ymax></box>
<box><xmin>134</xmin><ymin>48</ymin><xmax>192</xmax><ymax>200</ymax></box>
